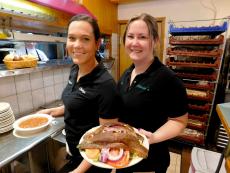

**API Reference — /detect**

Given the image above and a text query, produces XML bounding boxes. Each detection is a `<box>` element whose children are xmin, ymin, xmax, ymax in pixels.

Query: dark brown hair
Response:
<box><xmin>123</xmin><ymin>13</ymin><xmax>159</xmax><ymax>45</ymax></box>
<box><xmin>67</xmin><ymin>14</ymin><xmax>101</xmax><ymax>61</ymax></box>
<box><xmin>68</xmin><ymin>14</ymin><xmax>101</xmax><ymax>41</ymax></box>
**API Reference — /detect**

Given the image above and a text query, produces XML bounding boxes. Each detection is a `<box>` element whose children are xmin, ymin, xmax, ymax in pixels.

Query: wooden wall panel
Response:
<box><xmin>82</xmin><ymin>0</ymin><xmax>118</xmax><ymax>34</ymax></box>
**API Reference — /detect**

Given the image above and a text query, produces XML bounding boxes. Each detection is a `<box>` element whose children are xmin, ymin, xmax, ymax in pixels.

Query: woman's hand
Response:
<box><xmin>68</xmin><ymin>159</ymin><xmax>92</xmax><ymax>173</ymax></box>
<box><xmin>138</xmin><ymin>128</ymin><xmax>155</xmax><ymax>144</ymax></box>
<box><xmin>139</xmin><ymin>113</ymin><xmax>188</xmax><ymax>145</ymax></box>
<box><xmin>37</xmin><ymin>105</ymin><xmax>65</xmax><ymax>117</ymax></box>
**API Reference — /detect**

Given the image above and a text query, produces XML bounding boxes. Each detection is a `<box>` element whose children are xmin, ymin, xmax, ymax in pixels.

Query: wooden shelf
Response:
<box><xmin>216</xmin><ymin>103</ymin><xmax>230</xmax><ymax>135</ymax></box>
<box><xmin>216</xmin><ymin>103</ymin><xmax>230</xmax><ymax>172</ymax></box>
<box><xmin>226</xmin><ymin>158</ymin><xmax>230</xmax><ymax>173</ymax></box>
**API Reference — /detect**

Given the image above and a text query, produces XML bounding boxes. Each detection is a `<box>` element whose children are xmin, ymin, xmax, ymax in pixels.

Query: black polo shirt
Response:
<box><xmin>117</xmin><ymin>57</ymin><xmax>188</xmax><ymax>171</ymax></box>
<box><xmin>62</xmin><ymin>63</ymin><xmax>120</xmax><ymax>155</ymax></box>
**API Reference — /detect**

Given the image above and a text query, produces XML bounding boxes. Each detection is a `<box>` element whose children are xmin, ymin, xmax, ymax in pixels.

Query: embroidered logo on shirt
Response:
<box><xmin>68</xmin><ymin>80</ymin><xmax>72</xmax><ymax>85</ymax></box>
<box><xmin>136</xmin><ymin>84</ymin><xmax>150</xmax><ymax>91</ymax></box>
<box><xmin>79</xmin><ymin>87</ymin><xmax>86</xmax><ymax>94</ymax></box>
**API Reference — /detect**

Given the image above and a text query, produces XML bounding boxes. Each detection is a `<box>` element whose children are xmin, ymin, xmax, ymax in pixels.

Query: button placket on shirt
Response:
<box><xmin>129</xmin><ymin>78</ymin><xmax>138</xmax><ymax>91</ymax></box>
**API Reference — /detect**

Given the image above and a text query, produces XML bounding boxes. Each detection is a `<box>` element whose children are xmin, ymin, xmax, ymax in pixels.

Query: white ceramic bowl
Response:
<box><xmin>13</xmin><ymin>113</ymin><xmax>53</xmax><ymax>134</ymax></box>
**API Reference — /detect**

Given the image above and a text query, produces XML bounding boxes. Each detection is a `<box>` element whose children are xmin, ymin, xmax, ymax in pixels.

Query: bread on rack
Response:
<box><xmin>186</xmin><ymin>89</ymin><xmax>207</xmax><ymax>97</ymax></box>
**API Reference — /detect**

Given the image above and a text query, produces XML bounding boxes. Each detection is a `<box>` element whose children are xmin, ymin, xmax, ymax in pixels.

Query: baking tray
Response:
<box><xmin>176</xmin><ymin>72</ymin><xmax>217</xmax><ymax>81</ymax></box>
<box><xmin>167</xmin><ymin>60</ymin><xmax>220</xmax><ymax>69</ymax></box>
<box><xmin>188</xmin><ymin>103</ymin><xmax>211</xmax><ymax>112</ymax></box>
<box><xmin>169</xmin><ymin>21</ymin><xmax>228</xmax><ymax>36</ymax></box>
<box><xmin>169</xmin><ymin>35</ymin><xmax>224</xmax><ymax>45</ymax></box>
<box><xmin>184</xmin><ymin>82</ymin><xmax>215</xmax><ymax>91</ymax></box>
<box><xmin>167</xmin><ymin>47</ymin><xmax>223</xmax><ymax>57</ymax></box>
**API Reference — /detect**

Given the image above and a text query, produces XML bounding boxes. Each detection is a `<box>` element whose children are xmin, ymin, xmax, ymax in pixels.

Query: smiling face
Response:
<box><xmin>124</xmin><ymin>20</ymin><xmax>155</xmax><ymax>64</ymax></box>
<box><xmin>25</xmin><ymin>42</ymin><xmax>36</xmax><ymax>49</ymax></box>
<box><xmin>66</xmin><ymin>20</ymin><xmax>98</xmax><ymax>66</ymax></box>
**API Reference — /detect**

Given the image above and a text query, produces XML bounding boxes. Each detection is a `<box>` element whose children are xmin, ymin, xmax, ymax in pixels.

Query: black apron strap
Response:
<box><xmin>25</xmin><ymin>47</ymin><xmax>41</xmax><ymax>61</ymax></box>
<box><xmin>35</xmin><ymin>49</ymin><xmax>41</xmax><ymax>61</ymax></box>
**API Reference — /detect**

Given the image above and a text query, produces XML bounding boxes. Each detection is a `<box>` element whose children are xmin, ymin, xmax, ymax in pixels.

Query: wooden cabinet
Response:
<box><xmin>82</xmin><ymin>0</ymin><xmax>118</xmax><ymax>34</ymax></box>
<box><xmin>216</xmin><ymin>103</ymin><xmax>230</xmax><ymax>173</ymax></box>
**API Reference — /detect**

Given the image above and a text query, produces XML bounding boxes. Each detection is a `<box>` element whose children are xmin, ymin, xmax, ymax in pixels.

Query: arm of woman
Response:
<box><xmin>139</xmin><ymin>113</ymin><xmax>188</xmax><ymax>144</ymax></box>
<box><xmin>70</xmin><ymin>159</ymin><xmax>92</xmax><ymax>173</ymax></box>
<box><xmin>37</xmin><ymin>105</ymin><xmax>65</xmax><ymax>117</ymax></box>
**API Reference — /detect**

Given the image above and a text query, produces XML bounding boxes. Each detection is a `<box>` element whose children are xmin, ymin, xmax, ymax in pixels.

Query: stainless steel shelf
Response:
<box><xmin>0</xmin><ymin>59</ymin><xmax>72</xmax><ymax>78</ymax></box>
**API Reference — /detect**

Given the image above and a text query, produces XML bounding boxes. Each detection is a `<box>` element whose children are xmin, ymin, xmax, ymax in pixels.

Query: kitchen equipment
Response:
<box><xmin>0</xmin><ymin>102</ymin><xmax>15</xmax><ymax>134</ymax></box>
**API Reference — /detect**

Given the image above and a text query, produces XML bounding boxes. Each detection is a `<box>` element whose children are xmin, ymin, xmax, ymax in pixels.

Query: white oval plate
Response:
<box><xmin>13</xmin><ymin>113</ymin><xmax>53</xmax><ymax>134</ymax></box>
<box><xmin>79</xmin><ymin>126</ymin><xmax>149</xmax><ymax>169</ymax></box>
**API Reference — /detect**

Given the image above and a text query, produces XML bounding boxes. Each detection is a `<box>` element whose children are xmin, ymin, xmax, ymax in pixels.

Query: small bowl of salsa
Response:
<box><xmin>13</xmin><ymin>114</ymin><xmax>53</xmax><ymax>134</ymax></box>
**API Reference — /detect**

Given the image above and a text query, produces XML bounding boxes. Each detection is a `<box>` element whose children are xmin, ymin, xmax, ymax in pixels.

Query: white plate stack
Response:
<box><xmin>0</xmin><ymin>102</ymin><xmax>15</xmax><ymax>134</ymax></box>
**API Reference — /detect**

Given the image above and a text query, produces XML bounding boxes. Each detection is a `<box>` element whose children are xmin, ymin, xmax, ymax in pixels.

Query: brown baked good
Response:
<box><xmin>3</xmin><ymin>54</ymin><xmax>15</xmax><ymax>61</ymax></box>
<box><xmin>4</xmin><ymin>54</ymin><xmax>37</xmax><ymax>61</ymax></box>
<box><xmin>24</xmin><ymin>54</ymin><xmax>37</xmax><ymax>60</ymax></box>
<box><xmin>3</xmin><ymin>54</ymin><xmax>38</xmax><ymax>69</ymax></box>
<box><xmin>186</xmin><ymin>89</ymin><xmax>207</xmax><ymax>97</ymax></box>
<box><xmin>13</xmin><ymin>56</ymin><xmax>23</xmax><ymax>61</ymax></box>
<box><xmin>20</xmin><ymin>54</ymin><xmax>37</xmax><ymax>61</ymax></box>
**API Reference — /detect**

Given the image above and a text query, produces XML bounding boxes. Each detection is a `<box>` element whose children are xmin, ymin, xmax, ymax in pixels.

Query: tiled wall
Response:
<box><xmin>0</xmin><ymin>66</ymin><xmax>71</xmax><ymax>118</ymax></box>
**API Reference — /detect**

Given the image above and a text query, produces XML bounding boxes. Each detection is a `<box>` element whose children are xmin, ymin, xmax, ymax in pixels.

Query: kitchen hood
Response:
<box><xmin>28</xmin><ymin>0</ymin><xmax>95</xmax><ymax>18</ymax></box>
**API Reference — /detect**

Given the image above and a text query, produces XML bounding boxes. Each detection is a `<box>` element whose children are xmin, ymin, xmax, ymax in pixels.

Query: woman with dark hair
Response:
<box><xmin>38</xmin><ymin>14</ymin><xmax>120</xmax><ymax>173</ymax></box>
<box><xmin>116</xmin><ymin>13</ymin><xmax>188</xmax><ymax>173</ymax></box>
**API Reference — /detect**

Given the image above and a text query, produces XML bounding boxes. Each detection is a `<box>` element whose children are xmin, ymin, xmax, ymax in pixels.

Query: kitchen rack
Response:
<box><xmin>166</xmin><ymin>19</ymin><xmax>229</xmax><ymax>146</ymax></box>
<box><xmin>169</xmin><ymin>21</ymin><xmax>228</xmax><ymax>35</ymax></box>
<box><xmin>169</xmin><ymin>35</ymin><xmax>224</xmax><ymax>45</ymax></box>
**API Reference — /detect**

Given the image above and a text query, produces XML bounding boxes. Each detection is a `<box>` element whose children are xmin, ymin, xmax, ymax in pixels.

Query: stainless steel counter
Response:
<box><xmin>52</xmin><ymin>129</ymin><xmax>66</xmax><ymax>144</ymax></box>
<box><xmin>0</xmin><ymin>117</ymin><xmax>64</xmax><ymax>167</ymax></box>
<box><xmin>0</xmin><ymin>59</ymin><xmax>72</xmax><ymax>78</ymax></box>
<box><xmin>0</xmin><ymin>58</ymin><xmax>114</xmax><ymax>78</ymax></box>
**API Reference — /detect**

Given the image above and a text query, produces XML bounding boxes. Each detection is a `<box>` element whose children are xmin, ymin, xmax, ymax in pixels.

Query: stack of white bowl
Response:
<box><xmin>0</xmin><ymin>102</ymin><xmax>15</xmax><ymax>133</ymax></box>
